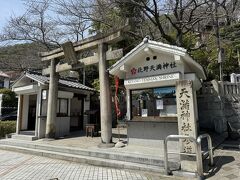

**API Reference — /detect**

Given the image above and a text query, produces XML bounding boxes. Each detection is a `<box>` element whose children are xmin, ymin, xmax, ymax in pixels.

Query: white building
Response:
<box><xmin>230</xmin><ymin>73</ymin><xmax>240</xmax><ymax>83</ymax></box>
<box><xmin>109</xmin><ymin>39</ymin><xmax>206</xmax><ymax>148</ymax></box>
<box><xmin>12</xmin><ymin>71</ymin><xmax>96</xmax><ymax>140</ymax></box>
<box><xmin>0</xmin><ymin>71</ymin><xmax>10</xmax><ymax>88</ymax></box>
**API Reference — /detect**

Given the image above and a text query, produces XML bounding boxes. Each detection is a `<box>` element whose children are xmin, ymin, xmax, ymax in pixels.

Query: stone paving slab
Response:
<box><xmin>0</xmin><ymin>150</ymin><xmax>182</xmax><ymax>180</ymax></box>
<box><xmin>205</xmin><ymin>149</ymin><xmax>240</xmax><ymax>179</ymax></box>
<box><xmin>1</xmin><ymin>143</ymin><xmax>240</xmax><ymax>179</ymax></box>
<box><xmin>0</xmin><ymin>139</ymin><xmax>180</xmax><ymax>169</ymax></box>
<box><xmin>9</xmin><ymin>129</ymin><xmax>225</xmax><ymax>161</ymax></box>
<box><xmin>33</xmin><ymin>129</ymin><xmax>226</xmax><ymax>157</ymax></box>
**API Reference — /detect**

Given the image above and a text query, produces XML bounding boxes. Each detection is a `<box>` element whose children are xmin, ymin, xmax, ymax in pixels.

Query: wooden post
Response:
<box><xmin>126</xmin><ymin>89</ymin><xmax>131</xmax><ymax>120</ymax></box>
<box><xmin>98</xmin><ymin>43</ymin><xmax>114</xmax><ymax>147</ymax></box>
<box><xmin>0</xmin><ymin>94</ymin><xmax>3</xmax><ymax>117</ymax></box>
<box><xmin>16</xmin><ymin>95</ymin><xmax>24</xmax><ymax>134</ymax></box>
<box><xmin>45</xmin><ymin>59</ymin><xmax>59</xmax><ymax>138</ymax></box>
<box><xmin>35</xmin><ymin>89</ymin><xmax>42</xmax><ymax>138</ymax></box>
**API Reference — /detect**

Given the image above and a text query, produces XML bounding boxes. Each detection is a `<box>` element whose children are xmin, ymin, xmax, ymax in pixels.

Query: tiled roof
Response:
<box><xmin>108</xmin><ymin>38</ymin><xmax>206</xmax><ymax>80</ymax></box>
<box><xmin>0</xmin><ymin>71</ymin><xmax>10</xmax><ymax>78</ymax></box>
<box><xmin>25</xmin><ymin>71</ymin><xmax>96</xmax><ymax>92</ymax></box>
<box><xmin>108</xmin><ymin>39</ymin><xmax>187</xmax><ymax>73</ymax></box>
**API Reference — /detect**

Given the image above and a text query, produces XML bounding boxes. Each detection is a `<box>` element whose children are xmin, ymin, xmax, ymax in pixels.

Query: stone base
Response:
<box><xmin>11</xmin><ymin>134</ymin><xmax>38</xmax><ymax>141</ymax></box>
<box><xmin>98</xmin><ymin>143</ymin><xmax>115</xmax><ymax>148</ymax></box>
<box><xmin>115</xmin><ymin>141</ymin><xmax>125</xmax><ymax>148</ymax></box>
<box><xmin>41</xmin><ymin>138</ymin><xmax>56</xmax><ymax>141</ymax></box>
<box><xmin>45</xmin><ymin>132</ymin><xmax>56</xmax><ymax>139</ymax></box>
<box><xmin>180</xmin><ymin>155</ymin><xmax>197</xmax><ymax>172</ymax></box>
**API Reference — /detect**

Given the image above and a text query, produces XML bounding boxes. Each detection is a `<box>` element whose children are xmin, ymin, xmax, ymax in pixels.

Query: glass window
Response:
<box><xmin>41</xmin><ymin>99</ymin><xmax>47</xmax><ymax>116</ymax></box>
<box><xmin>57</xmin><ymin>98</ymin><xmax>68</xmax><ymax>116</ymax></box>
<box><xmin>131</xmin><ymin>86</ymin><xmax>176</xmax><ymax>119</ymax></box>
<box><xmin>60</xmin><ymin>99</ymin><xmax>68</xmax><ymax>114</ymax></box>
<box><xmin>0</xmin><ymin>81</ymin><xmax>4</xmax><ymax>88</ymax></box>
<box><xmin>40</xmin><ymin>96</ymin><xmax>69</xmax><ymax>117</ymax></box>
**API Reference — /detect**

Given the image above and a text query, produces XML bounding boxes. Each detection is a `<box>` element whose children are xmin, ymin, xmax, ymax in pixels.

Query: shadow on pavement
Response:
<box><xmin>204</xmin><ymin>155</ymin><xmax>235</xmax><ymax>179</ymax></box>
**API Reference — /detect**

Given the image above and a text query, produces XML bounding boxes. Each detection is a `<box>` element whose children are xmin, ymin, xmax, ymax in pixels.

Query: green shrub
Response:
<box><xmin>0</xmin><ymin>121</ymin><xmax>16</xmax><ymax>137</ymax></box>
<box><xmin>0</xmin><ymin>88</ymin><xmax>18</xmax><ymax>115</ymax></box>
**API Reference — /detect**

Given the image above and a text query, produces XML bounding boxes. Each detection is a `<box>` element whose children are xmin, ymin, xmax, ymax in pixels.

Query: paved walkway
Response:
<box><xmin>205</xmin><ymin>148</ymin><xmax>240</xmax><ymax>180</ymax></box>
<box><xmin>1</xmin><ymin>147</ymin><xmax>240</xmax><ymax>179</ymax></box>
<box><xmin>0</xmin><ymin>150</ymin><xmax>180</xmax><ymax>180</ymax></box>
<box><xmin>34</xmin><ymin>129</ymin><xmax>224</xmax><ymax>158</ymax></box>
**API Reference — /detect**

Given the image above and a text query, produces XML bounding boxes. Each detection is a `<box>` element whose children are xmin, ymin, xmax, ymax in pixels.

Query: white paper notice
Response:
<box><xmin>141</xmin><ymin>109</ymin><xmax>148</xmax><ymax>117</ymax></box>
<box><xmin>156</xmin><ymin>99</ymin><xmax>163</xmax><ymax>110</ymax></box>
<box><xmin>42</xmin><ymin>90</ymin><xmax>47</xmax><ymax>100</ymax></box>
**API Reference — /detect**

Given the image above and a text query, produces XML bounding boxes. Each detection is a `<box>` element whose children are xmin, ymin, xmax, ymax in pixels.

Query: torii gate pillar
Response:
<box><xmin>98</xmin><ymin>43</ymin><xmax>114</xmax><ymax>146</ymax></box>
<box><xmin>40</xmin><ymin>29</ymin><xmax>125</xmax><ymax>142</ymax></box>
<box><xmin>45</xmin><ymin>59</ymin><xmax>59</xmax><ymax>138</ymax></box>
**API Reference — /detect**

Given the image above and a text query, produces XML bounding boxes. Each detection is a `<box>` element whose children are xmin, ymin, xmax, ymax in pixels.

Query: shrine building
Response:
<box><xmin>11</xmin><ymin>71</ymin><xmax>96</xmax><ymax>140</ymax></box>
<box><xmin>109</xmin><ymin>38</ymin><xmax>206</xmax><ymax>148</ymax></box>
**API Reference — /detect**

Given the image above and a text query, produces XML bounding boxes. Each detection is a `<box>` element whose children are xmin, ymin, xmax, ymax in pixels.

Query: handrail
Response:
<box><xmin>197</xmin><ymin>134</ymin><xmax>214</xmax><ymax>167</ymax></box>
<box><xmin>164</xmin><ymin>134</ymin><xmax>214</xmax><ymax>179</ymax></box>
<box><xmin>164</xmin><ymin>135</ymin><xmax>202</xmax><ymax>177</ymax></box>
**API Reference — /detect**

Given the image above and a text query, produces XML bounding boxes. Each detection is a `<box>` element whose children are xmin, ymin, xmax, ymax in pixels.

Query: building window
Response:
<box><xmin>131</xmin><ymin>86</ymin><xmax>176</xmax><ymax>119</ymax></box>
<box><xmin>0</xmin><ymin>81</ymin><xmax>4</xmax><ymax>88</ymax></box>
<box><xmin>41</xmin><ymin>99</ymin><xmax>47</xmax><ymax>116</ymax></box>
<box><xmin>57</xmin><ymin>98</ymin><xmax>68</xmax><ymax>117</ymax></box>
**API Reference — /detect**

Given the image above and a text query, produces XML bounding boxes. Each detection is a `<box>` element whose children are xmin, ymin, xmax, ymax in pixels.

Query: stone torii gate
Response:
<box><xmin>40</xmin><ymin>30</ymin><xmax>124</xmax><ymax>146</ymax></box>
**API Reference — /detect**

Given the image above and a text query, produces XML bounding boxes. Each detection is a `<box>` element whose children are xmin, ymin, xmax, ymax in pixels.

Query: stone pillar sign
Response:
<box><xmin>176</xmin><ymin>80</ymin><xmax>198</xmax><ymax>171</ymax></box>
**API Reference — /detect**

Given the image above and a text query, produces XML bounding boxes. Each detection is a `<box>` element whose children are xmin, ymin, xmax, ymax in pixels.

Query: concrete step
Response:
<box><xmin>0</xmin><ymin>139</ymin><xmax>180</xmax><ymax>170</ymax></box>
<box><xmin>11</xmin><ymin>134</ymin><xmax>38</xmax><ymax>141</ymax></box>
<box><xmin>221</xmin><ymin>143</ymin><xmax>240</xmax><ymax>149</ymax></box>
<box><xmin>0</xmin><ymin>144</ymin><xmax>166</xmax><ymax>173</ymax></box>
<box><xmin>172</xmin><ymin>170</ymin><xmax>198</xmax><ymax>178</ymax></box>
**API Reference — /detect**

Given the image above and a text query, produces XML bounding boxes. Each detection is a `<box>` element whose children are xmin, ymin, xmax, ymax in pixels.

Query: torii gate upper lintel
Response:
<box><xmin>40</xmin><ymin>29</ymin><xmax>124</xmax><ymax>146</ymax></box>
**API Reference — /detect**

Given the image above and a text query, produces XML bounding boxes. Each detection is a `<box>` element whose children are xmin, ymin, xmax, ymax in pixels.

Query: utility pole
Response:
<box><xmin>214</xmin><ymin>0</ymin><xmax>223</xmax><ymax>81</ymax></box>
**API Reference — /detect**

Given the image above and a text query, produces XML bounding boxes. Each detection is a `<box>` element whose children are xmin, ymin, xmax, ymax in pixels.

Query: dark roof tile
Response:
<box><xmin>26</xmin><ymin>71</ymin><xmax>96</xmax><ymax>92</ymax></box>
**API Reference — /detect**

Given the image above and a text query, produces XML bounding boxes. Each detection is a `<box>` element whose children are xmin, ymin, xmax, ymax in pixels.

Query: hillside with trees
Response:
<box><xmin>0</xmin><ymin>0</ymin><xmax>240</xmax><ymax>82</ymax></box>
<box><xmin>0</xmin><ymin>43</ymin><xmax>47</xmax><ymax>71</ymax></box>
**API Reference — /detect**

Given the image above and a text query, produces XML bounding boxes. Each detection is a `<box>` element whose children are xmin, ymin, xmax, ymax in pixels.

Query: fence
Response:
<box><xmin>0</xmin><ymin>107</ymin><xmax>17</xmax><ymax>120</ymax></box>
<box><xmin>199</xmin><ymin>80</ymin><xmax>240</xmax><ymax>96</ymax></box>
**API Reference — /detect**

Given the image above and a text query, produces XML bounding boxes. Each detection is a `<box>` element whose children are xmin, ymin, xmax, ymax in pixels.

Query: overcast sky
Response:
<box><xmin>0</xmin><ymin>0</ymin><xmax>25</xmax><ymax>31</ymax></box>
